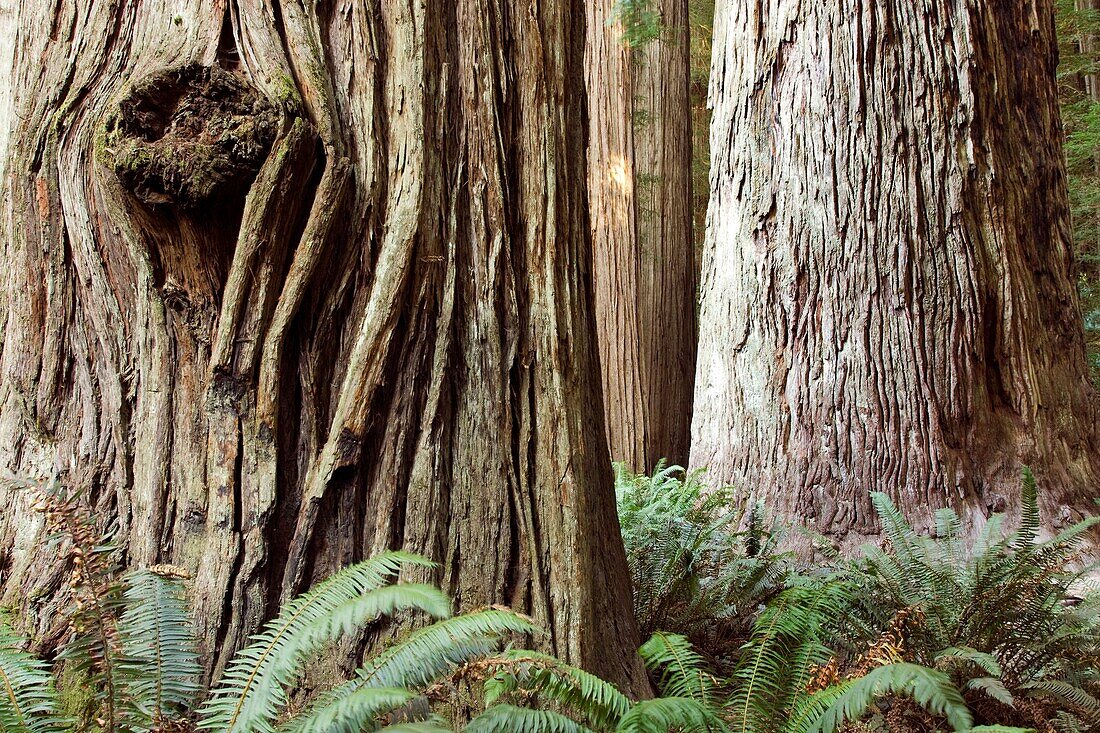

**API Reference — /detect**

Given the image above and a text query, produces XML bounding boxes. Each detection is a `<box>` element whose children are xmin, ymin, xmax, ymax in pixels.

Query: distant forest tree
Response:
<box><xmin>1058</xmin><ymin>0</ymin><xmax>1100</xmax><ymax>382</ymax></box>
<box><xmin>586</xmin><ymin>0</ymin><xmax>697</xmax><ymax>472</ymax></box>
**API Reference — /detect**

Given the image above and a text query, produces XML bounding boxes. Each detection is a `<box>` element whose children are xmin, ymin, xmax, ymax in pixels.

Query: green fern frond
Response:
<box><xmin>1052</xmin><ymin>710</ymin><xmax>1089</xmax><ymax>733</ymax></box>
<box><xmin>638</xmin><ymin>632</ymin><xmax>717</xmax><ymax>702</ymax></box>
<box><xmin>482</xmin><ymin>649</ymin><xmax>631</xmax><ymax>728</ymax></box>
<box><xmin>117</xmin><ymin>569</ymin><xmax>202</xmax><ymax>730</ymax></box>
<box><xmin>974</xmin><ymin>514</ymin><xmax>1005</xmax><ymax>556</ymax></box>
<box><xmin>866</xmin><ymin>492</ymin><xmax>958</xmax><ymax>616</ymax></box>
<box><xmin>199</xmin><ymin>551</ymin><xmax>436</xmax><ymax>733</ymax></box>
<box><xmin>355</xmin><ymin>609</ymin><xmax>541</xmax><ymax>690</ymax></box>
<box><xmin>1020</xmin><ymin>679</ymin><xmax>1100</xmax><ymax>718</ymax></box>
<box><xmin>729</xmin><ymin>577</ymin><xmax>852</xmax><ymax>732</ymax></box>
<box><xmin>966</xmin><ymin>677</ymin><xmax>1015</xmax><ymax>707</ymax></box>
<box><xmin>869</xmin><ymin>493</ymin><xmax>924</xmax><ymax>567</ymax></box>
<box><xmin>0</xmin><ymin>619</ymin><xmax>68</xmax><ymax>733</ymax></box>
<box><xmin>614</xmin><ymin>696</ymin><xmax>728</xmax><ymax>732</ymax></box>
<box><xmin>466</xmin><ymin>704</ymin><xmax>595</xmax><ymax>733</ymax></box>
<box><xmin>1035</xmin><ymin>517</ymin><xmax>1100</xmax><ymax>562</ymax></box>
<box><xmin>809</xmin><ymin>663</ymin><xmax>971</xmax><ymax>733</ymax></box>
<box><xmin>1016</xmin><ymin>468</ymin><xmax>1040</xmax><ymax>548</ymax></box>
<box><xmin>934</xmin><ymin>507</ymin><xmax>966</xmax><ymax>569</ymax></box>
<box><xmin>783</xmin><ymin>682</ymin><xmax>850</xmax><ymax>733</ymax></box>
<box><xmin>934</xmin><ymin>647</ymin><xmax>1002</xmax><ymax>677</ymax></box>
<box><xmin>294</xmin><ymin>609</ymin><xmax>540</xmax><ymax>731</ymax></box>
<box><xmin>276</xmin><ymin>686</ymin><xmax>416</xmax><ymax>733</ymax></box>
<box><xmin>293</xmin><ymin>583</ymin><xmax>451</xmax><ymax>652</ymax></box>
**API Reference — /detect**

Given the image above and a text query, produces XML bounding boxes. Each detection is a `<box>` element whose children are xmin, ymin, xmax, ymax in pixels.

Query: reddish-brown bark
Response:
<box><xmin>0</xmin><ymin>0</ymin><xmax>648</xmax><ymax>693</ymax></box>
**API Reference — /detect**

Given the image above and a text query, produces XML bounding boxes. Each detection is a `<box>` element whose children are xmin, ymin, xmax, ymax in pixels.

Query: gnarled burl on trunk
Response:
<box><xmin>0</xmin><ymin>0</ymin><xmax>648</xmax><ymax>693</ymax></box>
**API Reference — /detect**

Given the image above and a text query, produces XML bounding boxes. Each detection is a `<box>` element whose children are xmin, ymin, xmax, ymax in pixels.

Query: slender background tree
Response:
<box><xmin>0</xmin><ymin>0</ymin><xmax>648</xmax><ymax>692</ymax></box>
<box><xmin>586</xmin><ymin>0</ymin><xmax>697</xmax><ymax>472</ymax></box>
<box><xmin>691</xmin><ymin>0</ymin><xmax>1100</xmax><ymax>547</ymax></box>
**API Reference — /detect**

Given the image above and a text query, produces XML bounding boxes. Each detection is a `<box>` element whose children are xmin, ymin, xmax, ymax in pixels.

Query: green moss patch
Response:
<box><xmin>102</xmin><ymin>64</ymin><xmax>279</xmax><ymax>209</ymax></box>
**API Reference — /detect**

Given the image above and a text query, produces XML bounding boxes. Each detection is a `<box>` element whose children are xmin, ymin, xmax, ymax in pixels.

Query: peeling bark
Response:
<box><xmin>585</xmin><ymin>0</ymin><xmax>697</xmax><ymax>472</ymax></box>
<box><xmin>0</xmin><ymin>0</ymin><xmax>648</xmax><ymax>693</ymax></box>
<box><xmin>692</xmin><ymin>0</ymin><xmax>1100</xmax><ymax>548</ymax></box>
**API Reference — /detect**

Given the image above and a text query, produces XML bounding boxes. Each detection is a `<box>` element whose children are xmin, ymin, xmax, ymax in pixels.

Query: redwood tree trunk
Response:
<box><xmin>586</xmin><ymin>0</ymin><xmax>697</xmax><ymax>472</ymax></box>
<box><xmin>692</xmin><ymin>0</ymin><xmax>1100</xmax><ymax>547</ymax></box>
<box><xmin>0</xmin><ymin>0</ymin><xmax>648</xmax><ymax>692</ymax></box>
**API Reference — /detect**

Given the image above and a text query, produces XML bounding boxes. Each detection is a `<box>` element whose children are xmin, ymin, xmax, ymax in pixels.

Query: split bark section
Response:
<box><xmin>0</xmin><ymin>0</ymin><xmax>648</xmax><ymax>693</ymax></box>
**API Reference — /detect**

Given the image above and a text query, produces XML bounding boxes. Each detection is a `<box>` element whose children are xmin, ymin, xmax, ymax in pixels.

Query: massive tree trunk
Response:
<box><xmin>692</xmin><ymin>0</ymin><xmax>1100</xmax><ymax>547</ymax></box>
<box><xmin>0</xmin><ymin>0</ymin><xmax>648</xmax><ymax>692</ymax></box>
<box><xmin>585</xmin><ymin>0</ymin><xmax>696</xmax><ymax>472</ymax></box>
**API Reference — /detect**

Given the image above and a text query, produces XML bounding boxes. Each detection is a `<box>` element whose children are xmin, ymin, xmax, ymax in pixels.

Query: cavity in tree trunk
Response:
<box><xmin>692</xmin><ymin>0</ymin><xmax>1100</xmax><ymax>547</ymax></box>
<box><xmin>586</xmin><ymin>0</ymin><xmax>697</xmax><ymax>472</ymax></box>
<box><xmin>0</xmin><ymin>0</ymin><xmax>648</xmax><ymax>693</ymax></box>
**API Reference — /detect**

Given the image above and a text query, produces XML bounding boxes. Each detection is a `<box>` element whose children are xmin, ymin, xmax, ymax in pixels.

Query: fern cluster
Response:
<box><xmin>13</xmin><ymin>475</ymin><xmax>169</xmax><ymax>732</ymax></box>
<box><xmin>4</xmin><ymin>468</ymin><xmax>1097</xmax><ymax>733</ymax></box>
<box><xmin>615</xmin><ymin>463</ymin><xmax>789</xmax><ymax>668</ymax></box>
<box><xmin>469</xmin><ymin>631</ymin><xmax>727</xmax><ymax>732</ymax></box>
<box><xmin>715</xmin><ymin>470</ymin><xmax>1099</xmax><ymax>732</ymax></box>
<box><xmin>0</xmin><ymin>551</ymin><xmax>550</xmax><ymax>733</ymax></box>
<box><xmin>1</xmin><ymin>552</ymin><xmax>737</xmax><ymax>733</ymax></box>
<box><xmin>835</xmin><ymin>473</ymin><xmax>1100</xmax><ymax>731</ymax></box>
<box><xmin>5</xmin><ymin>474</ymin><xmax>737</xmax><ymax>733</ymax></box>
<box><xmin>0</xmin><ymin>616</ymin><xmax>68</xmax><ymax>733</ymax></box>
<box><xmin>1</xmin><ymin>566</ymin><xmax>202</xmax><ymax>733</ymax></box>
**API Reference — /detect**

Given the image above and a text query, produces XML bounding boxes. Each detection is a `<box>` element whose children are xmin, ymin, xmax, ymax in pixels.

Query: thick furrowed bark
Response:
<box><xmin>0</xmin><ymin>0</ymin><xmax>648</xmax><ymax>694</ymax></box>
<box><xmin>693</xmin><ymin>0</ymin><xmax>1100</xmax><ymax>550</ymax></box>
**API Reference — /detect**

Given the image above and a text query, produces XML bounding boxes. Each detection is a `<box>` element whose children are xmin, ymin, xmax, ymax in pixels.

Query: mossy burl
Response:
<box><xmin>100</xmin><ymin>64</ymin><xmax>280</xmax><ymax>209</ymax></box>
